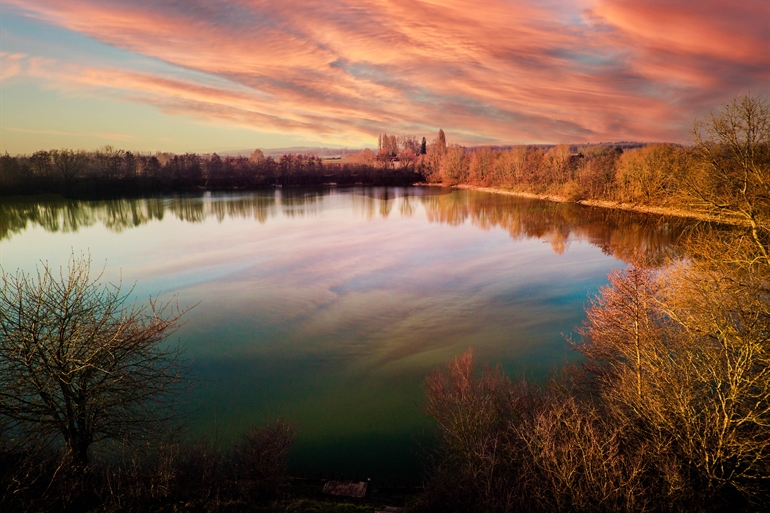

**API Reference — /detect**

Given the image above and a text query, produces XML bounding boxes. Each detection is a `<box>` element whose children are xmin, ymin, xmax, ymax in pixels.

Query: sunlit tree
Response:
<box><xmin>468</xmin><ymin>146</ymin><xmax>495</xmax><ymax>186</ymax></box>
<box><xmin>440</xmin><ymin>145</ymin><xmax>467</xmax><ymax>185</ymax></box>
<box><xmin>249</xmin><ymin>149</ymin><xmax>266</xmax><ymax>165</ymax></box>
<box><xmin>437</xmin><ymin>129</ymin><xmax>447</xmax><ymax>154</ymax></box>
<box><xmin>690</xmin><ymin>94</ymin><xmax>770</xmax><ymax>267</ymax></box>
<box><xmin>615</xmin><ymin>144</ymin><xmax>687</xmax><ymax>203</ymax></box>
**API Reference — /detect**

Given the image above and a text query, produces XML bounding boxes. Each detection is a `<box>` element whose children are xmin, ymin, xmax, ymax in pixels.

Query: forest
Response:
<box><xmin>0</xmin><ymin>147</ymin><xmax>422</xmax><ymax>197</ymax></box>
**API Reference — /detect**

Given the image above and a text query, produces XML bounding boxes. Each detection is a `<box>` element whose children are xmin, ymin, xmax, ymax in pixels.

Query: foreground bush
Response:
<box><xmin>420</xmin><ymin>351</ymin><xmax>654</xmax><ymax>513</ymax></box>
<box><xmin>0</xmin><ymin>419</ymin><xmax>295</xmax><ymax>512</ymax></box>
<box><xmin>421</xmin><ymin>261</ymin><xmax>770</xmax><ymax>512</ymax></box>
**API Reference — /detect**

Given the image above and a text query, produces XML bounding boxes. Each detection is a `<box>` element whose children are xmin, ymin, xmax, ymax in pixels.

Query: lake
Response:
<box><xmin>0</xmin><ymin>187</ymin><xmax>685</xmax><ymax>484</ymax></box>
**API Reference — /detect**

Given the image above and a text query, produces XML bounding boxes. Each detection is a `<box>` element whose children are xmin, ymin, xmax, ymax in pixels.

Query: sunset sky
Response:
<box><xmin>1</xmin><ymin>0</ymin><xmax>768</xmax><ymax>154</ymax></box>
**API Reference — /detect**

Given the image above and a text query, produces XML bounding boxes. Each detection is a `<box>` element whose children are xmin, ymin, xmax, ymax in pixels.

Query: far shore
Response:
<box><xmin>452</xmin><ymin>184</ymin><xmax>738</xmax><ymax>225</ymax></box>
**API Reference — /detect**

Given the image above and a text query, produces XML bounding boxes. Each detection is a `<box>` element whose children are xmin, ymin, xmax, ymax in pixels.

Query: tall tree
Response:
<box><xmin>690</xmin><ymin>94</ymin><xmax>770</xmax><ymax>267</ymax></box>
<box><xmin>437</xmin><ymin>129</ymin><xmax>447</xmax><ymax>154</ymax></box>
<box><xmin>249</xmin><ymin>149</ymin><xmax>266</xmax><ymax>165</ymax></box>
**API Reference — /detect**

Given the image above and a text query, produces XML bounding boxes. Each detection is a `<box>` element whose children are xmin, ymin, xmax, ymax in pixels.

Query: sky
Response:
<box><xmin>1</xmin><ymin>0</ymin><xmax>768</xmax><ymax>154</ymax></box>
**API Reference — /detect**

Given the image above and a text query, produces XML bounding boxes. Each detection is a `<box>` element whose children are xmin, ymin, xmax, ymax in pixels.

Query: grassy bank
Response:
<box><xmin>453</xmin><ymin>184</ymin><xmax>733</xmax><ymax>224</ymax></box>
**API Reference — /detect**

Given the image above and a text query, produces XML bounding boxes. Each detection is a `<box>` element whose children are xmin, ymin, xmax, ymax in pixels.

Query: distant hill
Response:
<box><xmin>216</xmin><ymin>147</ymin><xmax>372</xmax><ymax>158</ymax></box>
<box><xmin>465</xmin><ymin>142</ymin><xmax>652</xmax><ymax>152</ymax></box>
<box><xmin>216</xmin><ymin>142</ymin><xmax>653</xmax><ymax>159</ymax></box>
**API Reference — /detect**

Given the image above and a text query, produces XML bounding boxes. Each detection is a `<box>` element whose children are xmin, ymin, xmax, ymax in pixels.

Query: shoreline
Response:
<box><xmin>1</xmin><ymin>184</ymin><xmax>740</xmax><ymax>226</ymax></box>
<box><xmin>453</xmin><ymin>184</ymin><xmax>736</xmax><ymax>225</ymax></box>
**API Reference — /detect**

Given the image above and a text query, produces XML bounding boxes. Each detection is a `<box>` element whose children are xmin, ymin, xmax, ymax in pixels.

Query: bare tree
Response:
<box><xmin>423</xmin><ymin>349</ymin><xmax>522</xmax><ymax>511</ymax></box>
<box><xmin>468</xmin><ymin>147</ymin><xmax>495</xmax><ymax>186</ymax></box>
<box><xmin>51</xmin><ymin>149</ymin><xmax>87</xmax><ymax>194</ymax></box>
<box><xmin>690</xmin><ymin>94</ymin><xmax>770</xmax><ymax>268</ymax></box>
<box><xmin>423</xmin><ymin>349</ymin><xmax>651</xmax><ymax>512</ymax></box>
<box><xmin>615</xmin><ymin>144</ymin><xmax>688</xmax><ymax>203</ymax></box>
<box><xmin>575</xmin><ymin>265</ymin><xmax>663</xmax><ymax>399</ymax></box>
<box><xmin>0</xmin><ymin>254</ymin><xmax>189</xmax><ymax>471</ymax></box>
<box><xmin>248</xmin><ymin>148</ymin><xmax>266</xmax><ymax>165</ymax></box>
<box><xmin>577</xmin><ymin>261</ymin><xmax>770</xmax><ymax>506</ymax></box>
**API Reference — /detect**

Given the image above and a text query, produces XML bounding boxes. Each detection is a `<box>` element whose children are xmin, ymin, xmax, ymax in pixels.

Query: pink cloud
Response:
<box><xmin>0</xmin><ymin>52</ymin><xmax>28</xmax><ymax>81</ymax></box>
<box><xmin>591</xmin><ymin>0</ymin><xmax>766</xmax><ymax>63</ymax></box>
<box><xmin>4</xmin><ymin>0</ymin><xmax>768</xmax><ymax>146</ymax></box>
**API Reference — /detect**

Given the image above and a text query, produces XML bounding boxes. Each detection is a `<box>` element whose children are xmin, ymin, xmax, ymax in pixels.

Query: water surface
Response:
<box><xmin>0</xmin><ymin>188</ymin><xmax>685</xmax><ymax>483</ymax></box>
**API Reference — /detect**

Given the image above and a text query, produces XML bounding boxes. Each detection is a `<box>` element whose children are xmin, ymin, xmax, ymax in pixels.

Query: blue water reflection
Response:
<box><xmin>0</xmin><ymin>188</ymin><xmax>685</xmax><ymax>483</ymax></box>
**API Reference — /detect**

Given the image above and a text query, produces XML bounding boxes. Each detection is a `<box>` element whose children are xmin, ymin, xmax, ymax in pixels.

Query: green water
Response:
<box><xmin>0</xmin><ymin>187</ymin><xmax>684</xmax><ymax>484</ymax></box>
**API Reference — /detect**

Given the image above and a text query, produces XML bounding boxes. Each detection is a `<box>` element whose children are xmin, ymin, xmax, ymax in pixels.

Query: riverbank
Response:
<box><xmin>453</xmin><ymin>184</ymin><xmax>736</xmax><ymax>225</ymax></box>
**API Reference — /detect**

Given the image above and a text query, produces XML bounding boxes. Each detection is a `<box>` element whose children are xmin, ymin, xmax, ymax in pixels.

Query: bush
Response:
<box><xmin>421</xmin><ymin>350</ymin><xmax>654</xmax><ymax>512</ymax></box>
<box><xmin>234</xmin><ymin>419</ymin><xmax>296</xmax><ymax>499</ymax></box>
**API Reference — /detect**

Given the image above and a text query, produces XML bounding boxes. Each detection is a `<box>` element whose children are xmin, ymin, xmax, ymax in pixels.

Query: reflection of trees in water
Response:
<box><xmin>351</xmin><ymin>188</ymin><xmax>401</xmax><ymax>220</ymax></box>
<box><xmin>421</xmin><ymin>191</ymin><xmax>689</xmax><ymax>263</ymax></box>
<box><xmin>400</xmin><ymin>195</ymin><xmax>415</xmax><ymax>217</ymax></box>
<box><xmin>168</xmin><ymin>196</ymin><xmax>206</xmax><ymax>223</ymax></box>
<box><xmin>226</xmin><ymin>195</ymin><xmax>276</xmax><ymax>223</ymax></box>
<box><xmin>277</xmin><ymin>190</ymin><xmax>322</xmax><ymax>218</ymax></box>
<box><xmin>422</xmin><ymin>194</ymin><xmax>470</xmax><ymax>226</ymax></box>
<box><xmin>1</xmin><ymin>191</ymin><xmax>690</xmax><ymax>261</ymax></box>
<box><xmin>101</xmin><ymin>199</ymin><xmax>166</xmax><ymax>232</ymax></box>
<box><xmin>379</xmin><ymin>189</ymin><xmax>394</xmax><ymax>218</ymax></box>
<box><xmin>0</xmin><ymin>193</ymin><xmax>281</xmax><ymax>240</ymax></box>
<box><xmin>168</xmin><ymin>193</ymin><xmax>278</xmax><ymax>224</ymax></box>
<box><xmin>354</xmin><ymin>187</ymin><xmax>454</xmax><ymax>220</ymax></box>
<box><xmin>352</xmin><ymin>192</ymin><xmax>378</xmax><ymax>220</ymax></box>
<box><xmin>0</xmin><ymin>198</ymin><xmax>135</xmax><ymax>239</ymax></box>
<box><xmin>0</xmin><ymin>191</ymin><xmax>335</xmax><ymax>238</ymax></box>
<box><xmin>0</xmin><ymin>197</ymin><xmax>173</xmax><ymax>239</ymax></box>
<box><xmin>0</xmin><ymin>201</ymin><xmax>56</xmax><ymax>240</ymax></box>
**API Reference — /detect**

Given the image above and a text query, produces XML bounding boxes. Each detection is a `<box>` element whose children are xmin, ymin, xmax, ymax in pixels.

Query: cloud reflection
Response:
<box><xmin>0</xmin><ymin>187</ymin><xmax>691</xmax><ymax>479</ymax></box>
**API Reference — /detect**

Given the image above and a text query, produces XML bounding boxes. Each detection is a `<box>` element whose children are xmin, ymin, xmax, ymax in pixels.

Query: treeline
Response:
<box><xmin>415</xmin><ymin>138</ymin><xmax>691</xmax><ymax>204</ymax></box>
<box><xmin>0</xmin><ymin>147</ymin><xmax>421</xmax><ymax>197</ymax></box>
<box><xmin>0</xmin><ymin>95</ymin><xmax>762</xmax><ymax>229</ymax></box>
<box><xmin>418</xmin><ymin>95</ymin><xmax>770</xmax><ymax>512</ymax></box>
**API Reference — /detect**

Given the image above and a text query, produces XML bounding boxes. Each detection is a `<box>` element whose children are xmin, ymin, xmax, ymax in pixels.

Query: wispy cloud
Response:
<box><xmin>3</xmin><ymin>0</ymin><xmax>768</xmax><ymax>146</ymax></box>
<box><xmin>0</xmin><ymin>52</ymin><xmax>28</xmax><ymax>81</ymax></box>
<box><xmin>3</xmin><ymin>125</ymin><xmax>136</xmax><ymax>142</ymax></box>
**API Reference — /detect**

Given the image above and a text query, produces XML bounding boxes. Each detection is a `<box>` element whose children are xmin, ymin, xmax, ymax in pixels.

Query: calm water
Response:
<box><xmin>0</xmin><ymin>188</ymin><xmax>684</xmax><ymax>483</ymax></box>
